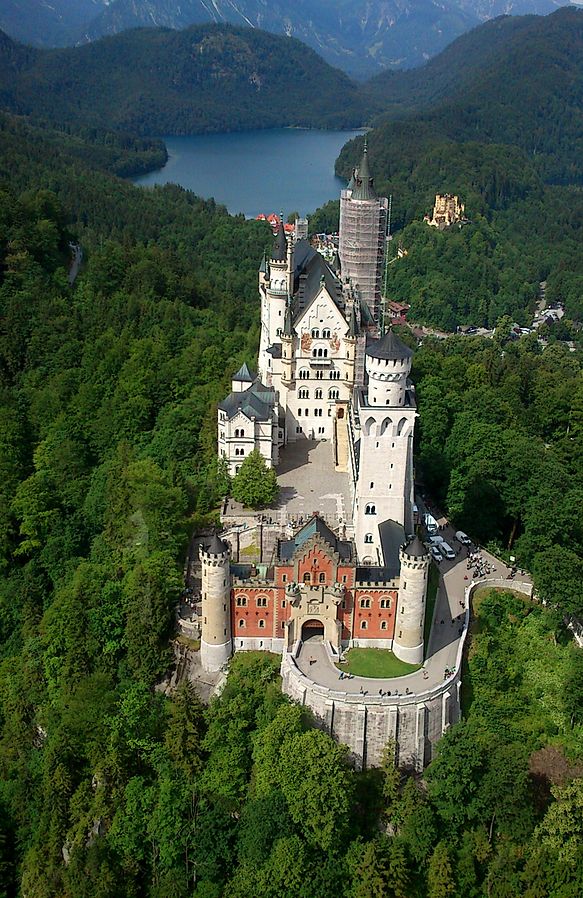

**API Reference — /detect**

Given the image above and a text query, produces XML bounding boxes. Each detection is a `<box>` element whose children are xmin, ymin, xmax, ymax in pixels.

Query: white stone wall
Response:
<box><xmin>234</xmin><ymin>636</ymin><xmax>285</xmax><ymax>653</ymax></box>
<box><xmin>281</xmin><ymin>652</ymin><xmax>460</xmax><ymax>770</ymax></box>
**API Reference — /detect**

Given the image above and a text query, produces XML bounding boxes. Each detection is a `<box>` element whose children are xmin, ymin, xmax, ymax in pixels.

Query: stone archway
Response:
<box><xmin>302</xmin><ymin>619</ymin><xmax>325</xmax><ymax>641</ymax></box>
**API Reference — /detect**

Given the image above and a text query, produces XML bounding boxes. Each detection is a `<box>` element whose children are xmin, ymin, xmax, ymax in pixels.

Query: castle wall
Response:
<box><xmin>281</xmin><ymin>651</ymin><xmax>460</xmax><ymax>771</ymax></box>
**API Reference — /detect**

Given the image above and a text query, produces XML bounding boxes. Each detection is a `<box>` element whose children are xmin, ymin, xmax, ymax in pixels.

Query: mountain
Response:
<box><xmin>0</xmin><ymin>0</ymin><xmax>570</xmax><ymax>78</ymax></box>
<box><xmin>0</xmin><ymin>24</ymin><xmax>367</xmax><ymax>135</ymax></box>
<box><xmin>352</xmin><ymin>7</ymin><xmax>583</xmax><ymax>185</ymax></box>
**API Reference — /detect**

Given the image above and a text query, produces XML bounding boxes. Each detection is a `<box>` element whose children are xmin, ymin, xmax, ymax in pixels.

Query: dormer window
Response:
<box><xmin>322</xmin><ymin>328</ymin><xmax>331</xmax><ymax>338</ymax></box>
<box><xmin>311</xmin><ymin>328</ymin><xmax>320</xmax><ymax>338</ymax></box>
<box><xmin>365</xmin><ymin>504</ymin><xmax>376</xmax><ymax>515</ymax></box>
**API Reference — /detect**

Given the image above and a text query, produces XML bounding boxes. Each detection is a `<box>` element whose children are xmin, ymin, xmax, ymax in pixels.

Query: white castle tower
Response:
<box><xmin>258</xmin><ymin>220</ymin><xmax>293</xmax><ymax>381</ymax></box>
<box><xmin>354</xmin><ymin>329</ymin><xmax>416</xmax><ymax>562</ymax></box>
<box><xmin>393</xmin><ymin>536</ymin><xmax>429</xmax><ymax>664</ymax></box>
<box><xmin>200</xmin><ymin>534</ymin><xmax>232</xmax><ymax>672</ymax></box>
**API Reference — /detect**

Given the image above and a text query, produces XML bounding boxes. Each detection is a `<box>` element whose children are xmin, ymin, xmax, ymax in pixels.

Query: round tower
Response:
<box><xmin>393</xmin><ymin>536</ymin><xmax>429</xmax><ymax>665</ymax></box>
<box><xmin>365</xmin><ymin>329</ymin><xmax>413</xmax><ymax>408</ymax></box>
<box><xmin>200</xmin><ymin>534</ymin><xmax>232</xmax><ymax>672</ymax></box>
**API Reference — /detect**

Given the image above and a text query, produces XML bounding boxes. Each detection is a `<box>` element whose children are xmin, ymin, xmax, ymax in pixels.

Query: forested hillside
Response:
<box><xmin>363</xmin><ymin>7</ymin><xmax>583</xmax><ymax>185</ymax></box>
<box><xmin>0</xmin><ymin>24</ymin><xmax>366</xmax><ymax>135</ymax></box>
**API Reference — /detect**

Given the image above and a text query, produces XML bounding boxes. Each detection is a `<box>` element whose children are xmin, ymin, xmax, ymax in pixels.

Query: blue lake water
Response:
<box><xmin>132</xmin><ymin>128</ymin><xmax>364</xmax><ymax>218</ymax></box>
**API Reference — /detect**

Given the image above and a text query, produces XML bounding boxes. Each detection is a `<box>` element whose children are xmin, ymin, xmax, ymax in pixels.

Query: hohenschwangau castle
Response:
<box><xmin>202</xmin><ymin>146</ymin><xmax>430</xmax><ymax>680</ymax></box>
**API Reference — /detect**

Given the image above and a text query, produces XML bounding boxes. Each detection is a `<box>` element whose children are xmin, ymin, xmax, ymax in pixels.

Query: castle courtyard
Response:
<box><xmin>275</xmin><ymin>438</ymin><xmax>352</xmax><ymax>529</ymax></box>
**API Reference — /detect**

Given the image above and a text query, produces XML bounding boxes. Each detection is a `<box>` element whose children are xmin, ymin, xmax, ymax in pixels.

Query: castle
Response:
<box><xmin>203</xmin><ymin>144</ymin><xmax>430</xmax><ymax>675</ymax></box>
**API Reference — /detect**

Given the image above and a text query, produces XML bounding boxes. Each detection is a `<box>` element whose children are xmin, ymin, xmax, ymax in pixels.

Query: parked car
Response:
<box><xmin>430</xmin><ymin>546</ymin><xmax>443</xmax><ymax>562</ymax></box>
<box><xmin>455</xmin><ymin>530</ymin><xmax>472</xmax><ymax>546</ymax></box>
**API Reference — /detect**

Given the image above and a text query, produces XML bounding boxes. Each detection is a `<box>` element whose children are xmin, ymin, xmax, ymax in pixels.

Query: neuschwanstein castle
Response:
<box><xmin>202</xmin><ymin>146</ymin><xmax>429</xmax><ymax>674</ymax></box>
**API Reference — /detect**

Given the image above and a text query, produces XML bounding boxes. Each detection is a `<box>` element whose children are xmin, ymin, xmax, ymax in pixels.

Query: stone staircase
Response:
<box><xmin>334</xmin><ymin>414</ymin><xmax>349</xmax><ymax>473</ymax></box>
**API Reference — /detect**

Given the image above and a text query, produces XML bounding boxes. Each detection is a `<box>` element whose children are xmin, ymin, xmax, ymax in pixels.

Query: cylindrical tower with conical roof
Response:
<box><xmin>200</xmin><ymin>534</ymin><xmax>232</xmax><ymax>672</ymax></box>
<box><xmin>393</xmin><ymin>536</ymin><xmax>429</xmax><ymax>664</ymax></box>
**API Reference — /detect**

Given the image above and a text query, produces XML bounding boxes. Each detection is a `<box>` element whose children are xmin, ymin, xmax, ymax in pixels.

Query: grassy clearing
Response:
<box><xmin>336</xmin><ymin>648</ymin><xmax>420</xmax><ymax>679</ymax></box>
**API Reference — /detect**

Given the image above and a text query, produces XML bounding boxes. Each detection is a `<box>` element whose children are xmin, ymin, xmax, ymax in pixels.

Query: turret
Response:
<box><xmin>393</xmin><ymin>537</ymin><xmax>429</xmax><ymax>665</ymax></box>
<box><xmin>231</xmin><ymin>362</ymin><xmax>255</xmax><ymax>394</ymax></box>
<box><xmin>365</xmin><ymin>329</ymin><xmax>413</xmax><ymax>408</ymax></box>
<box><xmin>281</xmin><ymin>301</ymin><xmax>294</xmax><ymax>384</ymax></box>
<box><xmin>200</xmin><ymin>534</ymin><xmax>232</xmax><ymax>672</ymax></box>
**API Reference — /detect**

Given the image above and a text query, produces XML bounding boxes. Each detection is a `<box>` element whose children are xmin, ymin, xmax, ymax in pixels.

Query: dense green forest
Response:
<box><xmin>0</xmin><ymin>24</ymin><xmax>367</xmax><ymax>136</ymax></box>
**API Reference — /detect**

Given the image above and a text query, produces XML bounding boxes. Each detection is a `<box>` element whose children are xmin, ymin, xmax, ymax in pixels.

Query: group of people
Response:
<box><xmin>466</xmin><ymin>550</ymin><xmax>494</xmax><ymax>579</ymax></box>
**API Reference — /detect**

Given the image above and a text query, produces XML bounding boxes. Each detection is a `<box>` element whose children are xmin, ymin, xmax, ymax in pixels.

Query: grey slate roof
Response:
<box><xmin>232</xmin><ymin>362</ymin><xmax>255</xmax><ymax>383</ymax></box>
<box><xmin>402</xmin><ymin>535</ymin><xmax>428</xmax><ymax>558</ymax></box>
<box><xmin>202</xmin><ymin>533</ymin><xmax>228</xmax><ymax>555</ymax></box>
<box><xmin>266</xmin><ymin>344</ymin><xmax>282</xmax><ymax>359</ymax></box>
<box><xmin>366</xmin><ymin>328</ymin><xmax>414</xmax><ymax>361</ymax></box>
<box><xmin>272</xmin><ymin>221</ymin><xmax>287</xmax><ymax>261</ymax></box>
<box><xmin>351</xmin><ymin>146</ymin><xmax>378</xmax><ymax>201</ymax></box>
<box><xmin>291</xmin><ymin>239</ymin><xmax>345</xmax><ymax>323</ymax></box>
<box><xmin>218</xmin><ymin>378</ymin><xmax>276</xmax><ymax>422</ymax></box>
<box><xmin>278</xmin><ymin>515</ymin><xmax>353</xmax><ymax>563</ymax></box>
<box><xmin>378</xmin><ymin>519</ymin><xmax>406</xmax><ymax>576</ymax></box>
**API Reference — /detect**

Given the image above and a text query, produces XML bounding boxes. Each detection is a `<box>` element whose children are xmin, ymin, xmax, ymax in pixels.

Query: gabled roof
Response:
<box><xmin>233</xmin><ymin>362</ymin><xmax>255</xmax><ymax>383</ymax></box>
<box><xmin>278</xmin><ymin>514</ymin><xmax>353</xmax><ymax>563</ymax></box>
<box><xmin>290</xmin><ymin>239</ymin><xmax>345</xmax><ymax>324</ymax></box>
<box><xmin>218</xmin><ymin>378</ymin><xmax>276</xmax><ymax>422</ymax></box>
<box><xmin>366</xmin><ymin>328</ymin><xmax>414</xmax><ymax>361</ymax></box>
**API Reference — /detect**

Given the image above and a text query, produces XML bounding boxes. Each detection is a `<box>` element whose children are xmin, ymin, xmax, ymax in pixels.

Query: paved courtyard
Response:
<box><xmin>275</xmin><ymin>439</ymin><xmax>352</xmax><ymax>529</ymax></box>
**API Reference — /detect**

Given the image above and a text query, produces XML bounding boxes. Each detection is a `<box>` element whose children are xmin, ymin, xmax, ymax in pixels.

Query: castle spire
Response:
<box><xmin>272</xmin><ymin>218</ymin><xmax>287</xmax><ymax>262</ymax></box>
<box><xmin>352</xmin><ymin>140</ymin><xmax>377</xmax><ymax>201</ymax></box>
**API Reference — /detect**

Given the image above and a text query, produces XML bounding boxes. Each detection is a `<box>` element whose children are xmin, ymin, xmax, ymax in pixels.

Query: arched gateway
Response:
<box><xmin>301</xmin><ymin>619</ymin><xmax>325</xmax><ymax>641</ymax></box>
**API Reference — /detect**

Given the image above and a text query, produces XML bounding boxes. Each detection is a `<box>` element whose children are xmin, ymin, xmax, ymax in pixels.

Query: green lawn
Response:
<box><xmin>336</xmin><ymin>649</ymin><xmax>420</xmax><ymax>679</ymax></box>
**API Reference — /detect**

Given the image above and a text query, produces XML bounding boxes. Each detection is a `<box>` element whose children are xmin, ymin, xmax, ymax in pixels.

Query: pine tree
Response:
<box><xmin>427</xmin><ymin>841</ymin><xmax>455</xmax><ymax>898</ymax></box>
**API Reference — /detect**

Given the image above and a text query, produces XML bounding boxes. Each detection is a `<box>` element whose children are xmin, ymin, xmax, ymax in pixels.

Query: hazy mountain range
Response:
<box><xmin>2</xmin><ymin>0</ymin><xmax>572</xmax><ymax>76</ymax></box>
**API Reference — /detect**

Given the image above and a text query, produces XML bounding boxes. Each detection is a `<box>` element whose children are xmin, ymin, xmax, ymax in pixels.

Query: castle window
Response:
<box><xmin>323</xmin><ymin>328</ymin><xmax>331</xmax><ymax>338</ymax></box>
<box><xmin>360</xmin><ymin>599</ymin><xmax>371</xmax><ymax>609</ymax></box>
<box><xmin>370</xmin><ymin>481</ymin><xmax>374</xmax><ymax>489</ymax></box>
<box><xmin>305</xmin><ymin>409</ymin><xmax>309</xmax><ymax>416</ymax></box>
<box><xmin>258</xmin><ymin>619</ymin><xmax>266</xmax><ymax>629</ymax></box>
<box><xmin>380</xmin><ymin>599</ymin><xmax>390</xmax><ymax>609</ymax></box>
<box><xmin>236</xmin><ymin>596</ymin><xmax>247</xmax><ymax>606</ymax></box>
<box><xmin>315</xmin><ymin>389</ymin><xmax>322</xmax><ymax>399</ymax></box>
<box><xmin>360</xmin><ymin>620</ymin><xmax>368</xmax><ymax>630</ymax></box>
<box><xmin>319</xmin><ymin>573</ymin><xmax>325</xmax><ymax>583</ymax></box>
<box><xmin>238</xmin><ymin>619</ymin><xmax>245</xmax><ymax>628</ymax></box>
<box><xmin>276</xmin><ymin>327</ymin><xmax>282</xmax><ymax>336</ymax></box>
<box><xmin>316</xmin><ymin>370</ymin><xmax>324</xmax><ymax>380</ymax></box>
<box><xmin>365</xmin><ymin>504</ymin><xmax>376</xmax><ymax>515</ymax></box>
<box><xmin>296</xmin><ymin>426</ymin><xmax>301</xmax><ymax>433</ymax></box>
<box><xmin>220</xmin><ymin>432</ymin><xmax>224</xmax><ymax>440</ymax></box>
<box><xmin>303</xmin><ymin>572</ymin><xmax>311</xmax><ymax>583</ymax></box>
<box><xmin>311</xmin><ymin>328</ymin><xmax>320</xmax><ymax>338</ymax></box>
<box><xmin>299</xmin><ymin>388</ymin><xmax>309</xmax><ymax>399</ymax></box>
<box><xmin>235</xmin><ymin>466</ymin><xmax>240</xmax><ymax>473</ymax></box>
<box><xmin>298</xmin><ymin>408</ymin><xmax>302</xmax><ymax>416</ymax></box>
<box><xmin>318</xmin><ymin>426</ymin><xmax>325</xmax><ymax>434</ymax></box>
<box><xmin>315</xmin><ymin>408</ymin><xmax>322</xmax><ymax>417</ymax></box>
<box><xmin>328</xmin><ymin>389</ymin><xmax>339</xmax><ymax>399</ymax></box>
<box><xmin>299</xmin><ymin>369</ymin><xmax>309</xmax><ymax>380</ymax></box>
<box><xmin>257</xmin><ymin>597</ymin><xmax>268</xmax><ymax>607</ymax></box>
<box><xmin>364</xmin><ymin>533</ymin><xmax>373</xmax><ymax>544</ymax></box>
<box><xmin>381</xmin><ymin>621</ymin><xmax>388</xmax><ymax>631</ymax></box>
<box><xmin>342</xmin><ymin>575</ymin><xmax>347</xmax><ymax>583</ymax></box>
<box><xmin>282</xmin><ymin>574</ymin><xmax>287</xmax><ymax>583</ymax></box>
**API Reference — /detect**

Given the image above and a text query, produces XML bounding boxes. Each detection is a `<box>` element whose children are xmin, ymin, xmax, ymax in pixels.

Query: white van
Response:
<box><xmin>455</xmin><ymin>530</ymin><xmax>471</xmax><ymax>546</ymax></box>
<box><xmin>439</xmin><ymin>541</ymin><xmax>456</xmax><ymax>559</ymax></box>
<box><xmin>430</xmin><ymin>545</ymin><xmax>443</xmax><ymax>563</ymax></box>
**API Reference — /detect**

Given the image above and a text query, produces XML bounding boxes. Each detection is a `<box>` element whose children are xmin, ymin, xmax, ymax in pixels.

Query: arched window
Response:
<box><xmin>236</xmin><ymin>596</ymin><xmax>247</xmax><ymax>607</ymax></box>
<box><xmin>298</xmin><ymin>388</ymin><xmax>309</xmax><ymax>399</ymax></box>
<box><xmin>257</xmin><ymin>596</ymin><xmax>267</xmax><ymax>607</ymax></box>
<box><xmin>365</xmin><ymin>504</ymin><xmax>376</xmax><ymax>515</ymax></box>
<box><xmin>322</xmin><ymin>328</ymin><xmax>331</xmax><ymax>338</ymax></box>
<box><xmin>363</xmin><ymin>417</ymin><xmax>376</xmax><ymax>436</ymax></box>
<box><xmin>299</xmin><ymin>368</ymin><xmax>309</xmax><ymax>380</ymax></box>
<box><xmin>319</xmin><ymin>572</ymin><xmax>326</xmax><ymax>583</ymax></box>
<box><xmin>360</xmin><ymin>620</ymin><xmax>368</xmax><ymax>630</ymax></box>
<box><xmin>238</xmin><ymin>619</ymin><xmax>245</xmax><ymax>628</ymax></box>
<box><xmin>276</xmin><ymin>327</ymin><xmax>282</xmax><ymax>337</ymax></box>
<box><xmin>397</xmin><ymin>417</ymin><xmax>408</xmax><ymax>435</ymax></box>
<box><xmin>381</xmin><ymin>620</ymin><xmax>388</xmax><ymax>631</ymax></box>
<box><xmin>364</xmin><ymin>533</ymin><xmax>373</xmax><ymax>544</ymax></box>
<box><xmin>380</xmin><ymin>418</ymin><xmax>392</xmax><ymax>435</ymax></box>
<box><xmin>311</xmin><ymin>328</ymin><xmax>320</xmax><ymax>338</ymax></box>
<box><xmin>258</xmin><ymin>619</ymin><xmax>265</xmax><ymax>629</ymax></box>
<box><xmin>315</xmin><ymin>389</ymin><xmax>322</xmax><ymax>399</ymax></box>
<box><xmin>328</xmin><ymin>388</ymin><xmax>339</xmax><ymax>399</ymax></box>
<box><xmin>303</xmin><ymin>572</ymin><xmax>311</xmax><ymax>583</ymax></box>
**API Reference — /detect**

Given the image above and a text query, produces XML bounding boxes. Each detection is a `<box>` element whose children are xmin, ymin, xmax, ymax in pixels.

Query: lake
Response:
<box><xmin>132</xmin><ymin>129</ymin><xmax>364</xmax><ymax>218</ymax></box>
